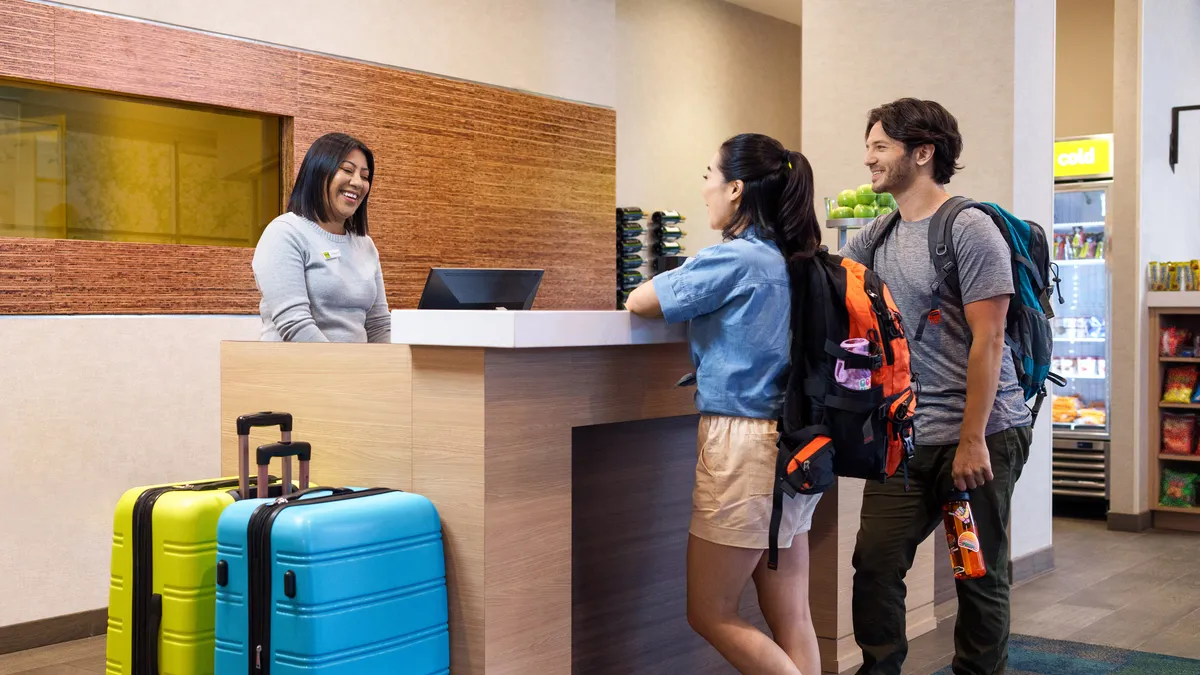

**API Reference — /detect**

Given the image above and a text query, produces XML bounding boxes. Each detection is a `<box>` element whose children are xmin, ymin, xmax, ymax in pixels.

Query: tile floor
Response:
<box><xmin>2</xmin><ymin>518</ymin><xmax>1197</xmax><ymax>675</ymax></box>
<box><xmin>901</xmin><ymin>516</ymin><xmax>1200</xmax><ymax>675</ymax></box>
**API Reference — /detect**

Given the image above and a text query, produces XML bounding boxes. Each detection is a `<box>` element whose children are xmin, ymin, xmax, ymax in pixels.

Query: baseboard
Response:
<box><xmin>1011</xmin><ymin>545</ymin><xmax>1055</xmax><ymax>584</ymax></box>
<box><xmin>1107</xmin><ymin>511</ymin><xmax>1152</xmax><ymax>532</ymax></box>
<box><xmin>0</xmin><ymin>608</ymin><xmax>107</xmax><ymax>656</ymax></box>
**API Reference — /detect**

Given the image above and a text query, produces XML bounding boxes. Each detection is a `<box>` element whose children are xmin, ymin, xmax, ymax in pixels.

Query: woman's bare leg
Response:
<box><xmin>686</xmin><ymin>534</ymin><xmax>803</xmax><ymax>674</ymax></box>
<box><xmin>752</xmin><ymin>533</ymin><xmax>821</xmax><ymax>675</ymax></box>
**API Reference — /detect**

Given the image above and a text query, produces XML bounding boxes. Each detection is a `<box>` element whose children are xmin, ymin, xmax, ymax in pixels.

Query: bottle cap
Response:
<box><xmin>948</xmin><ymin>490</ymin><xmax>970</xmax><ymax>502</ymax></box>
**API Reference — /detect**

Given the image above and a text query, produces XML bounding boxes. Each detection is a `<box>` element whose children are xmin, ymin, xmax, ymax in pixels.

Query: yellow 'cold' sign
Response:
<box><xmin>1054</xmin><ymin>136</ymin><xmax>1113</xmax><ymax>180</ymax></box>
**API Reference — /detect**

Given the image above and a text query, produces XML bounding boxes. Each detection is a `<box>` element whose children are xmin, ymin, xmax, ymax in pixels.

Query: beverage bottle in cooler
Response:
<box><xmin>942</xmin><ymin>491</ymin><xmax>986</xmax><ymax>580</ymax></box>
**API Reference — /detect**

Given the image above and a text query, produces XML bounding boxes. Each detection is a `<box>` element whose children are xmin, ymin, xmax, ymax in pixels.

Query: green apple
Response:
<box><xmin>856</xmin><ymin>184</ymin><xmax>876</xmax><ymax>205</ymax></box>
<box><xmin>877</xmin><ymin>192</ymin><xmax>896</xmax><ymax>209</ymax></box>
<box><xmin>837</xmin><ymin>189</ymin><xmax>858</xmax><ymax>208</ymax></box>
<box><xmin>877</xmin><ymin>206</ymin><xmax>894</xmax><ymax>216</ymax></box>
<box><xmin>854</xmin><ymin>204</ymin><xmax>877</xmax><ymax>219</ymax></box>
<box><xmin>830</xmin><ymin>206</ymin><xmax>856</xmax><ymax>219</ymax></box>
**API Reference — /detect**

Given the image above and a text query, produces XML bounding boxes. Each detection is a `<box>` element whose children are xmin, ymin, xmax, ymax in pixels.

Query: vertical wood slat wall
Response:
<box><xmin>0</xmin><ymin>0</ymin><xmax>616</xmax><ymax>314</ymax></box>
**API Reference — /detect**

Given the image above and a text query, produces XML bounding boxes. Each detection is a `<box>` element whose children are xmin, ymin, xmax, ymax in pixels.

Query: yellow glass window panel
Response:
<box><xmin>0</xmin><ymin>79</ymin><xmax>280</xmax><ymax>246</ymax></box>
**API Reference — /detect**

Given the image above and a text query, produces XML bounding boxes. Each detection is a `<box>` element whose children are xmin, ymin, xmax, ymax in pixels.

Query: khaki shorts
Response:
<box><xmin>691</xmin><ymin>415</ymin><xmax>822</xmax><ymax>549</ymax></box>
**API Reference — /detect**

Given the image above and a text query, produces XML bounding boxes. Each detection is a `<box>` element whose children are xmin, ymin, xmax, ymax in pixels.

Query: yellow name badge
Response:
<box><xmin>1053</xmin><ymin>135</ymin><xmax>1113</xmax><ymax>180</ymax></box>
<box><xmin>322</xmin><ymin>250</ymin><xmax>341</xmax><ymax>260</ymax></box>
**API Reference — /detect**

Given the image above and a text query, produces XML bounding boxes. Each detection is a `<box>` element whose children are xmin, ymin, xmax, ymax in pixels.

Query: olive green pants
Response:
<box><xmin>852</xmin><ymin>426</ymin><xmax>1032</xmax><ymax>675</ymax></box>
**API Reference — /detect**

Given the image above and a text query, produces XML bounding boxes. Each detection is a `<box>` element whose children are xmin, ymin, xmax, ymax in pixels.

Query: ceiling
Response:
<box><xmin>724</xmin><ymin>0</ymin><xmax>802</xmax><ymax>26</ymax></box>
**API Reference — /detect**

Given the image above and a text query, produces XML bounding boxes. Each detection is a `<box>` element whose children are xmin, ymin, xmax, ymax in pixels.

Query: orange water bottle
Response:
<box><xmin>942</xmin><ymin>490</ymin><xmax>986</xmax><ymax>580</ymax></box>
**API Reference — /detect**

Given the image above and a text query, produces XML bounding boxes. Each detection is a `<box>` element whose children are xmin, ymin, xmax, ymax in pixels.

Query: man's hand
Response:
<box><xmin>952</xmin><ymin>435</ymin><xmax>993</xmax><ymax>490</ymax></box>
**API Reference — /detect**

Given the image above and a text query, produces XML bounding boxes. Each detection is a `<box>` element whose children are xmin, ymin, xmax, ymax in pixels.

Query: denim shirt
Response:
<box><xmin>653</xmin><ymin>231</ymin><xmax>791</xmax><ymax>420</ymax></box>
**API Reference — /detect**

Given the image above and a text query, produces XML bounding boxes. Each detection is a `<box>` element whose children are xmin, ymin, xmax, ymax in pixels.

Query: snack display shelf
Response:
<box><xmin>1160</xmin><ymin>454</ymin><xmax>1200</xmax><ymax>462</ymax></box>
<box><xmin>1148</xmin><ymin>306</ymin><xmax>1200</xmax><ymax>531</ymax></box>
<box><xmin>1148</xmin><ymin>292</ymin><xmax>1200</xmax><ymax>309</ymax></box>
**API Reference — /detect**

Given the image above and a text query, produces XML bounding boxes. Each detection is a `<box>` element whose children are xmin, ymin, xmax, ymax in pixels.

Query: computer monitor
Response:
<box><xmin>417</xmin><ymin>268</ymin><xmax>544</xmax><ymax>310</ymax></box>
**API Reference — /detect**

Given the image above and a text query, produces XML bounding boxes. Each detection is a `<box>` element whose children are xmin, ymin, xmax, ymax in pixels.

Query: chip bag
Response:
<box><xmin>1160</xmin><ymin>469</ymin><xmax>1199</xmax><ymax>508</ymax></box>
<box><xmin>1162</xmin><ymin>414</ymin><xmax>1197</xmax><ymax>455</ymax></box>
<box><xmin>1163</xmin><ymin>366</ymin><xmax>1199</xmax><ymax>404</ymax></box>
<box><xmin>1161</xmin><ymin>327</ymin><xmax>1194</xmax><ymax>357</ymax></box>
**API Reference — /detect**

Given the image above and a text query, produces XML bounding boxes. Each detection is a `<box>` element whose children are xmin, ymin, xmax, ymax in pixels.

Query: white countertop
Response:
<box><xmin>390</xmin><ymin>310</ymin><xmax>687</xmax><ymax>348</ymax></box>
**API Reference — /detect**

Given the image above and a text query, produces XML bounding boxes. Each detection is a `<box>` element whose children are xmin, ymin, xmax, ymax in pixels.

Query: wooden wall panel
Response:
<box><xmin>294</xmin><ymin>54</ymin><xmax>615</xmax><ymax>310</ymax></box>
<box><xmin>51</xmin><ymin>6</ymin><xmax>298</xmax><ymax>116</ymax></box>
<box><xmin>0</xmin><ymin>0</ymin><xmax>615</xmax><ymax>314</ymax></box>
<box><xmin>0</xmin><ymin>0</ymin><xmax>52</xmax><ymax>82</ymax></box>
<box><xmin>54</xmin><ymin>241</ymin><xmax>258</xmax><ymax>314</ymax></box>
<box><xmin>0</xmin><ymin>239</ymin><xmax>54</xmax><ymax>314</ymax></box>
<box><xmin>0</xmin><ymin>238</ymin><xmax>259</xmax><ymax>314</ymax></box>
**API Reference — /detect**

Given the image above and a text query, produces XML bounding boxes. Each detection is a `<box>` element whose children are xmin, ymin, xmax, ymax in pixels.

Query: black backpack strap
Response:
<box><xmin>915</xmin><ymin>196</ymin><xmax>976</xmax><ymax>341</ymax></box>
<box><xmin>770</xmin><ymin>256</ymin><xmax>838</xmax><ymax>571</ymax></box>
<box><xmin>865</xmin><ymin>211</ymin><xmax>903</xmax><ymax>269</ymax></box>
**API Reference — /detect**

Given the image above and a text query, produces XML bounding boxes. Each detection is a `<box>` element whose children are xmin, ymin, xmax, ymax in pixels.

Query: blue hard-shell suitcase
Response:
<box><xmin>213</xmin><ymin>441</ymin><xmax>449</xmax><ymax>675</ymax></box>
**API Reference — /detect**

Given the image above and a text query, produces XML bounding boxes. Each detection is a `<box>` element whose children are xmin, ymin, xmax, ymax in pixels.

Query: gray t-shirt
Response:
<box><xmin>251</xmin><ymin>212</ymin><xmax>391</xmax><ymax>343</ymax></box>
<box><xmin>840</xmin><ymin>206</ymin><xmax>1032</xmax><ymax>445</ymax></box>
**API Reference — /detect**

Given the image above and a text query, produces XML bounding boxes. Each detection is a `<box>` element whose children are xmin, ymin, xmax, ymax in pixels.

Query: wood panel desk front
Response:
<box><xmin>219</xmin><ymin>311</ymin><xmax>935</xmax><ymax>674</ymax></box>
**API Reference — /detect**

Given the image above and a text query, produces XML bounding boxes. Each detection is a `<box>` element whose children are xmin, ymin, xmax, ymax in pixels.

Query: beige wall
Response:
<box><xmin>0</xmin><ymin>317</ymin><xmax>260</xmax><ymax>626</ymax></box>
<box><xmin>1108</xmin><ymin>0</ymin><xmax>1200</xmax><ymax>519</ymax></box>
<box><xmin>615</xmin><ymin>0</ymin><xmax>802</xmax><ymax>254</ymax></box>
<box><xmin>1056</xmin><ymin>0</ymin><xmax>1115</xmax><ymax>138</ymax></box>
<box><xmin>804</xmin><ymin>0</ymin><xmax>1016</xmax><ymax>252</ymax></box>
<box><xmin>60</xmin><ymin>0</ymin><xmax>617</xmax><ymax>107</ymax></box>
<box><xmin>1107</xmin><ymin>0</ymin><xmax>1142</xmax><ymax>518</ymax></box>
<box><xmin>1011</xmin><ymin>0</ymin><xmax>1058</xmax><ymax>559</ymax></box>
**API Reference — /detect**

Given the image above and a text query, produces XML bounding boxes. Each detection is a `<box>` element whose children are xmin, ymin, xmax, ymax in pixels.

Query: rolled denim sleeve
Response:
<box><xmin>651</xmin><ymin>244</ymin><xmax>741</xmax><ymax>324</ymax></box>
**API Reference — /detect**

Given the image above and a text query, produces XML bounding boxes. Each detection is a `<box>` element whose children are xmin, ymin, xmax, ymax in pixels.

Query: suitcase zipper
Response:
<box><xmin>130</xmin><ymin>477</ymin><xmax>271</xmax><ymax>675</ymax></box>
<box><xmin>245</xmin><ymin>488</ymin><xmax>394</xmax><ymax>675</ymax></box>
<box><xmin>131</xmin><ymin>486</ymin><xmax>170</xmax><ymax>675</ymax></box>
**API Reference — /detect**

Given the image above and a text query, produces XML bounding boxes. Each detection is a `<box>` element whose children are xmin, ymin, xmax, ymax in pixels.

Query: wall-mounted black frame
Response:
<box><xmin>1169</xmin><ymin>105</ymin><xmax>1200</xmax><ymax>173</ymax></box>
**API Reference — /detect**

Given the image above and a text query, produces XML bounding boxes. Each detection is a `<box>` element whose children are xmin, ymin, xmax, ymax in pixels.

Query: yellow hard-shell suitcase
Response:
<box><xmin>105</xmin><ymin>412</ymin><xmax>295</xmax><ymax>675</ymax></box>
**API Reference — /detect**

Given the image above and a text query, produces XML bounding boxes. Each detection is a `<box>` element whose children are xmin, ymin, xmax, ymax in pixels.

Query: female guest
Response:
<box><xmin>625</xmin><ymin>133</ymin><xmax>822</xmax><ymax>675</ymax></box>
<box><xmin>252</xmin><ymin>132</ymin><xmax>390</xmax><ymax>342</ymax></box>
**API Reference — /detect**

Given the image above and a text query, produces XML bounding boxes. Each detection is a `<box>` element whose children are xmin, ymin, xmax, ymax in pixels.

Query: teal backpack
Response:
<box><xmin>867</xmin><ymin>196</ymin><xmax>1067</xmax><ymax>420</ymax></box>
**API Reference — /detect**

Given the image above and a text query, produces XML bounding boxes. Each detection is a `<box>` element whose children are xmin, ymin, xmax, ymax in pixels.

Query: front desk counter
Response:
<box><xmin>219</xmin><ymin>310</ymin><xmax>937</xmax><ymax>674</ymax></box>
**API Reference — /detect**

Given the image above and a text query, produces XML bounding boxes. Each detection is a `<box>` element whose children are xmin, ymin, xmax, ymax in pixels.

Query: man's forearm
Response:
<box><xmin>960</xmin><ymin>333</ymin><xmax>1005</xmax><ymax>442</ymax></box>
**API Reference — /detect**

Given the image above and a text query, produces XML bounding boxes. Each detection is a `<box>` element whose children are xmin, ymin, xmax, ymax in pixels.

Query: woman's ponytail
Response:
<box><xmin>776</xmin><ymin>149</ymin><xmax>821</xmax><ymax>259</ymax></box>
<box><xmin>717</xmin><ymin>134</ymin><xmax>821</xmax><ymax>260</ymax></box>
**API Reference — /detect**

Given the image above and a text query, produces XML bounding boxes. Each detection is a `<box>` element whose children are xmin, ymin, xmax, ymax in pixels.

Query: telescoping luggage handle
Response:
<box><xmin>237</xmin><ymin>412</ymin><xmax>294</xmax><ymax>499</ymax></box>
<box><xmin>257</xmin><ymin>441</ymin><xmax>312</xmax><ymax>497</ymax></box>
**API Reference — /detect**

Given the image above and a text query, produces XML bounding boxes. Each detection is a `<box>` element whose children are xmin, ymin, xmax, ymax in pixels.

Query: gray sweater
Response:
<box><xmin>251</xmin><ymin>212</ymin><xmax>391</xmax><ymax>343</ymax></box>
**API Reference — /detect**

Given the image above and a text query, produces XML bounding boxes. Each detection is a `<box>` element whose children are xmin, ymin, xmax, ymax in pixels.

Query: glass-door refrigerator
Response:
<box><xmin>1050</xmin><ymin>179</ymin><xmax>1111</xmax><ymax>504</ymax></box>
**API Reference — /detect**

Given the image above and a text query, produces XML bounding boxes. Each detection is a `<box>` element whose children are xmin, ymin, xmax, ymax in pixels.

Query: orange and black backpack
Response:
<box><xmin>768</xmin><ymin>246</ymin><xmax>917</xmax><ymax>569</ymax></box>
